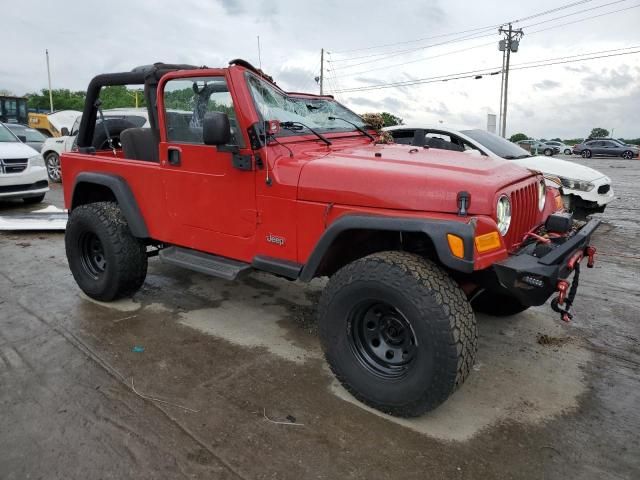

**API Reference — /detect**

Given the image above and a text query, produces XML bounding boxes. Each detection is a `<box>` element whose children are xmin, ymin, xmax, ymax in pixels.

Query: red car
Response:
<box><xmin>61</xmin><ymin>60</ymin><xmax>599</xmax><ymax>417</ymax></box>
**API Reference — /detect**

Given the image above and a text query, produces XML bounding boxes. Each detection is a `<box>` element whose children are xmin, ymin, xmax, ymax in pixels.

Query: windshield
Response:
<box><xmin>460</xmin><ymin>129</ymin><xmax>531</xmax><ymax>159</ymax></box>
<box><xmin>0</xmin><ymin>124</ymin><xmax>19</xmax><ymax>142</ymax></box>
<box><xmin>8</xmin><ymin>125</ymin><xmax>46</xmax><ymax>142</ymax></box>
<box><xmin>246</xmin><ymin>74</ymin><xmax>366</xmax><ymax>136</ymax></box>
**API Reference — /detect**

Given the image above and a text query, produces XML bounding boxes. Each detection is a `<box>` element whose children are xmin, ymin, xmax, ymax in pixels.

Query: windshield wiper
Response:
<box><xmin>327</xmin><ymin>116</ymin><xmax>375</xmax><ymax>141</ymax></box>
<box><xmin>280</xmin><ymin>121</ymin><xmax>332</xmax><ymax>146</ymax></box>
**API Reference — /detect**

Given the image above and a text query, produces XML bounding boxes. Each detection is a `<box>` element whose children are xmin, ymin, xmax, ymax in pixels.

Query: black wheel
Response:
<box><xmin>622</xmin><ymin>150</ymin><xmax>634</xmax><ymax>160</ymax></box>
<box><xmin>582</xmin><ymin>149</ymin><xmax>592</xmax><ymax>158</ymax></box>
<box><xmin>44</xmin><ymin>152</ymin><xmax>62</xmax><ymax>182</ymax></box>
<box><xmin>65</xmin><ymin>201</ymin><xmax>147</xmax><ymax>301</ymax></box>
<box><xmin>470</xmin><ymin>290</ymin><xmax>529</xmax><ymax>317</ymax></box>
<box><xmin>544</xmin><ymin>148</ymin><xmax>553</xmax><ymax>156</ymax></box>
<box><xmin>23</xmin><ymin>194</ymin><xmax>45</xmax><ymax>204</ymax></box>
<box><xmin>564</xmin><ymin>148</ymin><xmax>572</xmax><ymax>155</ymax></box>
<box><xmin>318</xmin><ymin>251</ymin><xmax>477</xmax><ymax>417</ymax></box>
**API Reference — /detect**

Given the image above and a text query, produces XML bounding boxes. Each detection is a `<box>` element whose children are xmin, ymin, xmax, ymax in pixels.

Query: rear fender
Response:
<box><xmin>70</xmin><ymin>172</ymin><xmax>149</xmax><ymax>238</ymax></box>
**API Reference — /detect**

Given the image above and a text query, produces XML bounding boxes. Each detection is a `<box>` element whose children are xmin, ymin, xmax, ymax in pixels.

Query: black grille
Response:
<box><xmin>598</xmin><ymin>184</ymin><xmax>610</xmax><ymax>194</ymax></box>
<box><xmin>0</xmin><ymin>180</ymin><xmax>48</xmax><ymax>194</ymax></box>
<box><xmin>0</xmin><ymin>158</ymin><xmax>29</xmax><ymax>174</ymax></box>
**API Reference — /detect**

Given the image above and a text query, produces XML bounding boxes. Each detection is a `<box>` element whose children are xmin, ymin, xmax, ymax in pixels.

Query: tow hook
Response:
<box><xmin>586</xmin><ymin>246</ymin><xmax>596</xmax><ymax>268</ymax></box>
<box><xmin>556</xmin><ymin>280</ymin><xmax>570</xmax><ymax>305</ymax></box>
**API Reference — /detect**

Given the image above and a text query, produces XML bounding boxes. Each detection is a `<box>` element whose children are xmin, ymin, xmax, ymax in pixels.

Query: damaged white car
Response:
<box><xmin>384</xmin><ymin>126</ymin><xmax>614</xmax><ymax>219</ymax></box>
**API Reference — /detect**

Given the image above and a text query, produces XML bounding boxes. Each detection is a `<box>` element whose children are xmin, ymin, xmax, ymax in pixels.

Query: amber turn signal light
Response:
<box><xmin>474</xmin><ymin>232</ymin><xmax>502</xmax><ymax>253</ymax></box>
<box><xmin>447</xmin><ymin>234</ymin><xmax>465</xmax><ymax>258</ymax></box>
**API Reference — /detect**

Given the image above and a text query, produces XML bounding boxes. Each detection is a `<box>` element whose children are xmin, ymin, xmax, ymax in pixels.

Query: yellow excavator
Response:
<box><xmin>28</xmin><ymin>110</ymin><xmax>80</xmax><ymax>137</ymax></box>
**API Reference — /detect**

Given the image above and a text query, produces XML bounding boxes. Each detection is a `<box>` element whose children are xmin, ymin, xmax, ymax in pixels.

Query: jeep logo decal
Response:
<box><xmin>266</xmin><ymin>233</ymin><xmax>286</xmax><ymax>246</ymax></box>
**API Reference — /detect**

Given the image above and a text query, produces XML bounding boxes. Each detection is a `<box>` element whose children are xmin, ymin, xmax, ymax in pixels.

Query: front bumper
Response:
<box><xmin>0</xmin><ymin>166</ymin><xmax>50</xmax><ymax>199</ymax></box>
<box><xmin>492</xmin><ymin>219</ymin><xmax>600</xmax><ymax>306</ymax></box>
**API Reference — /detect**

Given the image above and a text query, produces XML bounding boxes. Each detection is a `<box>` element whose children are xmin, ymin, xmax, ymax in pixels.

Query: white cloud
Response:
<box><xmin>2</xmin><ymin>0</ymin><xmax>639</xmax><ymax>138</ymax></box>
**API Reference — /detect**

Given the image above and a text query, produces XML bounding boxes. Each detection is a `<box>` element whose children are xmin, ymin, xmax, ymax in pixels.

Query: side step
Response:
<box><xmin>159</xmin><ymin>246</ymin><xmax>251</xmax><ymax>281</ymax></box>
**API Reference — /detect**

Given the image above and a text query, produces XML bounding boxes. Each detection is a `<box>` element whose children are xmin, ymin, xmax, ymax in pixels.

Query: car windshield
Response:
<box><xmin>246</xmin><ymin>74</ymin><xmax>366</xmax><ymax>136</ymax></box>
<box><xmin>8</xmin><ymin>125</ymin><xmax>46</xmax><ymax>142</ymax></box>
<box><xmin>460</xmin><ymin>129</ymin><xmax>531</xmax><ymax>159</ymax></box>
<box><xmin>0</xmin><ymin>124</ymin><xmax>19</xmax><ymax>142</ymax></box>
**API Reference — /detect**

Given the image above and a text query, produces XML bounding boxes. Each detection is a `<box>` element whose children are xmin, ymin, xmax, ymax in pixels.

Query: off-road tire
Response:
<box><xmin>23</xmin><ymin>194</ymin><xmax>45</xmax><ymax>204</ymax></box>
<box><xmin>318</xmin><ymin>251</ymin><xmax>477</xmax><ymax>417</ymax></box>
<box><xmin>65</xmin><ymin>201</ymin><xmax>147</xmax><ymax>301</ymax></box>
<box><xmin>471</xmin><ymin>290</ymin><xmax>529</xmax><ymax>316</ymax></box>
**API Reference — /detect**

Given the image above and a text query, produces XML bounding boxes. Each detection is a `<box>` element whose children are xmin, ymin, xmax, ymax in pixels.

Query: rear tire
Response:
<box><xmin>564</xmin><ymin>148</ymin><xmax>572</xmax><ymax>155</ymax></box>
<box><xmin>318</xmin><ymin>251</ymin><xmax>477</xmax><ymax>417</ymax></box>
<box><xmin>471</xmin><ymin>290</ymin><xmax>529</xmax><ymax>316</ymax></box>
<box><xmin>582</xmin><ymin>149</ymin><xmax>592</xmax><ymax>158</ymax></box>
<box><xmin>65</xmin><ymin>201</ymin><xmax>147</xmax><ymax>301</ymax></box>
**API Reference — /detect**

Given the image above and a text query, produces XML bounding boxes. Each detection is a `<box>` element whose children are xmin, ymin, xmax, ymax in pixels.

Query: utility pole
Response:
<box><xmin>45</xmin><ymin>49</ymin><xmax>53</xmax><ymax>113</ymax></box>
<box><xmin>320</xmin><ymin>48</ymin><xmax>324</xmax><ymax>95</ymax></box>
<box><xmin>498</xmin><ymin>24</ymin><xmax>523</xmax><ymax>138</ymax></box>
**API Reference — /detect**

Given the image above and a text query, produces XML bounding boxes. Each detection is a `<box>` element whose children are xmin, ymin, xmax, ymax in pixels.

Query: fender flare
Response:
<box><xmin>71</xmin><ymin>172</ymin><xmax>149</xmax><ymax>238</ymax></box>
<box><xmin>298</xmin><ymin>214</ymin><xmax>476</xmax><ymax>281</ymax></box>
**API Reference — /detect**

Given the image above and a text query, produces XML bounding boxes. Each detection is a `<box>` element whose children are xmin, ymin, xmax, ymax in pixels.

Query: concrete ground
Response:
<box><xmin>1</xmin><ymin>156</ymin><xmax>639</xmax><ymax>479</ymax></box>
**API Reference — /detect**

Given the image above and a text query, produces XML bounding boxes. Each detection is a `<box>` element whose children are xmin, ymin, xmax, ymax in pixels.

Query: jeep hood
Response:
<box><xmin>297</xmin><ymin>144</ymin><xmax>535</xmax><ymax>215</ymax></box>
<box><xmin>512</xmin><ymin>155</ymin><xmax>605</xmax><ymax>182</ymax></box>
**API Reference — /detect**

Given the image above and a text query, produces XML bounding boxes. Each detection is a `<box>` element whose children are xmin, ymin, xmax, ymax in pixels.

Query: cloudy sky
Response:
<box><xmin>2</xmin><ymin>0</ymin><xmax>639</xmax><ymax>138</ymax></box>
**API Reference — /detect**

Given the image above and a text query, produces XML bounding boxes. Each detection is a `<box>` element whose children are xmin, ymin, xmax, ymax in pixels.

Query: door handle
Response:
<box><xmin>168</xmin><ymin>148</ymin><xmax>181</xmax><ymax>166</ymax></box>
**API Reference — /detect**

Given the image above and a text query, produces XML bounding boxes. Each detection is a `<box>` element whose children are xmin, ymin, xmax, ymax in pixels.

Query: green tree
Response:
<box><xmin>509</xmin><ymin>133</ymin><xmax>528</xmax><ymax>143</ymax></box>
<box><xmin>380</xmin><ymin>112</ymin><xmax>403</xmax><ymax>127</ymax></box>
<box><xmin>589</xmin><ymin>127</ymin><xmax>609</xmax><ymax>139</ymax></box>
<box><xmin>26</xmin><ymin>89</ymin><xmax>86</xmax><ymax>110</ymax></box>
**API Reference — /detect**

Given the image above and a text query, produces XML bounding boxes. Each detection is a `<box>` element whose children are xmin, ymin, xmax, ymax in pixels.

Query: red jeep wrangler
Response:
<box><xmin>62</xmin><ymin>60</ymin><xmax>599</xmax><ymax>417</ymax></box>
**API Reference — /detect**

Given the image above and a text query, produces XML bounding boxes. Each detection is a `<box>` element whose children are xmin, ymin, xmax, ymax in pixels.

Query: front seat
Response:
<box><xmin>120</xmin><ymin>128</ymin><xmax>158</xmax><ymax>162</ymax></box>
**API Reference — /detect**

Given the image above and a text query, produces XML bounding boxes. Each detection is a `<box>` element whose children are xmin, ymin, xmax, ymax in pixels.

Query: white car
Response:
<box><xmin>0</xmin><ymin>123</ymin><xmax>49</xmax><ymax>204</ymax></box>
<box><xmin>544</xmin><ymin>140</ymin><xmax>573</xmax><ymax>155</ymax></box>
<box><xmin>384</xmin><ymin>126</ymin><xmax>614</xmax><ymax>219</ymax></box>
<box><xmin>40</xmin><ymin>108</ymin><xmax>149</xmax><ymax>182</ymax></box>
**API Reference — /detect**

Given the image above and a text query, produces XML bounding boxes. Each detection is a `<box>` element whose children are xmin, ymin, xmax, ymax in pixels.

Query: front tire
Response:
<box><xmin>622</xmin><ymin>150</ymin><xmax>634</xmax><ymax>160</ymax></box>
<box><xmin>318</xmin><ymin>252</ymin><xmax>477</xmax><ymax>417</ymax></box>
<box><xmin>65</xmin><ymin>202</ymin><xmax>147</xmax><ymax>301</ymax></box>
<box><xmin>44</xmin><ymin>152</ymin><xmax>62</xmax><ymax>182</ymax></box>
<box><xmin>544</xmin><ymin>148</ymin><xmax>553</xmax><ymax>156</ymax></box>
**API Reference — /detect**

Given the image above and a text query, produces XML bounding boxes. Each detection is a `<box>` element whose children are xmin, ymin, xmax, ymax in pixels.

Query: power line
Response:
<box><xmin>329</xmin><ymin>41</ymin><xmax>496</xmax><ymax>79</ymax></box>
<box><xmin>520</xmin><ymin>0</ymin><xmax>629</xmax><ymax>28</ymax></box>
<box><xmin>328</xmin><ymin>1</ymin><xmax>640</xmax><ymax>82</ymax></box>
<box><xmin>327</xmin><ymin>0</ymin><xmax>634</xmax><ymax>72</ymax></box>
<box><xmin>330</xmin><ymin>0</ymin><xmax>594</xmax><ymax>55</ymax></box>
<box><xmin>333</xmin><ymin>47</ymin><xmax>640</xmax><ymax>93</ymax></box>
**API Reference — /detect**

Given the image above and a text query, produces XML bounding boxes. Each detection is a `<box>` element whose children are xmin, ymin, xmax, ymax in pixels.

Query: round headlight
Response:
<box><xmin>496</xmin><ymin>195</ymin><xmax>512</xmax><ymax>236</ymax></box>
<box><xmin>538</xmin><ymin>179</ymin><xmax>546</xmax><ymax>211</ymax></box>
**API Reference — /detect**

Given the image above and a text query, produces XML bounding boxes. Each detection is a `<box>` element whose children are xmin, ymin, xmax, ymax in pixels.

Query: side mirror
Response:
<box><xmin>61</xmin><ymin>127</ymin><xmax>70</xmax><ymax>136</ymax></box>
<box><xmin>203</xmin><ymin>111</ymin><xmax>231</xmax><ymax>146</ymax></box>
<box><xmin>463</xmin><ymin>149</ymin><xmax>481</xmax><ymax>157</ymax></box>
<box><xmin>17</xmin><ymin>135</ymin><xmax>27</xmax><ymax>142</ymax></box>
